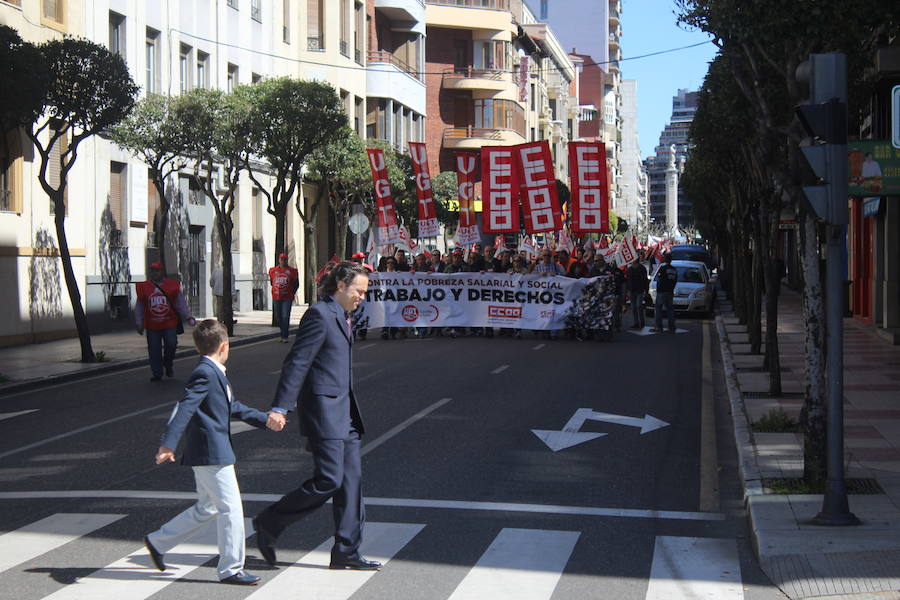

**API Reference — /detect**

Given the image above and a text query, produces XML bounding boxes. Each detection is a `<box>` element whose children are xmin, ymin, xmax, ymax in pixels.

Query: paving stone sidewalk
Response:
<box><xmin>0</xmin><ymin>306</ymin><xmax>308</xmax><ymax>396</ymax></box>
<box><xmin>717</xmin><ymin>286</ymin><xmax>900</xmax><ymax>599</ymax></box>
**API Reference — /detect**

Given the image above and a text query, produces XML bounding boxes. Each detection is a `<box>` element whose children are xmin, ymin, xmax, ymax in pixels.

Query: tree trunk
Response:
<box><xmin>749</xmin><ymin>228</ymin><xmax>763</xmax><ymax>354</ymax></box>
<box><xmin>272</xmin><ymin>199</ymin><xmax>287</xmax><ymax>327</ymax></box>
<box><xmin>798</xmin><ymin>210</ymin><xmax>827</xmax><ymax>486</ymax></box>
<box><xmin>304</xmin><ymin>222</ymin><xmax>318</xmax><ymax>304</ymax></box>
<box><xmin>763</xmin><ymin>206</ymin><xmax>782</xmax><ymax>396</ymax></box>
<box><xmin>54</xmin><ymin>198</ymin><xmax>95</xmax><ymax>362</ymax></box>
<box><xmin>218</xmin><ymin>214</ymin><xmax>235</xmax><ymax>337</ymax></box>
<box><xmin>152</xmin><ymin>176</ymin><xmax>170</xmax><ymax>271</ymax></box>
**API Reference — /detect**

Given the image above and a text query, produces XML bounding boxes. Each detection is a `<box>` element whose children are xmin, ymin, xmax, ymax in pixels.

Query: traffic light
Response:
<box><xmin>795</xmin><ymin>53</ymin><xmax>848</xmax><ymax>225</ymax></box>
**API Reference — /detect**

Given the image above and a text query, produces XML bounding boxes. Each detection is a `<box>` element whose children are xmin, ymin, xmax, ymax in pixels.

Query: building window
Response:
<box><xmin>108</xmin><ymin>162</ymin><xmax>128</xmax><ymax>245</ymax></box>
<box><xmin>227</xmin><ymin>63</ymin><xmax>239</xmax><ymax>93</ymax></box>
<box><xmin>307</xmin><ymin>0</ymin><xmax>324</xmax><ymax>50</ymax></box>
<box><xmin>48</xmin><ymin>121</ymin><xmax>68</xmax><ymax>215</ymax></box>
<box><xmin>530</xmin><ymin>83</ymin><xmax>535</xmax><ymax>111</ymax></box>
<box><xmin>339</xmin><ymin>0</ymin><xmax>349</xmax><ymax>57</ymax></box>
<box><xmin>0</xmin><ymin>130</ymin><xmax>22</xmax><ymax>213</ymax></box>
<box><xmin>42</xmin><ymin>0</ymin><xmax>64</xmax><ymax>25</ymax></box>
<box><xmin>354</xmin><ymin>1</ymin><xmax>363</xmax><ymax>64</ymax></box>
<box><xmin>226</xmin><ymin>0</ymin><xmax>237</xmax><ymax>8</ymax></box>
<box><xmin>354</xmin><ymin>96</ymin><xmax>363</xmax><ymax>137</ymax></box>
<box><xmin>283</xmin><ymin>0</ymin><xmax>290</xmax><ymax>44</ymax></box>
<box><xmin>145</xmin><ymin>29</ymin><xmax>160</xmax><ymax>95</ymax></box>
<box><xmin>473</xmin><ymin>99</ymin><xmax>525</xmax><ymax>135</ymax></box>
<box><xmin>252</xmin><ymin>72</ymin><xmax>262</xmax><ymax>84</ymax></box>
<box><xmin>196</xmin><ymin>51</ymin><xmax>209</xmax><ymax>89</ymax></box>
<box><xmin>179</xmin><ymin>44</ymin><xmax>192</xmax><ymax>93</ymax></box>
<box><xmin>109</xmin><ymin>11</ymin><xmax>125</xmax><ymax>56</ymax></box>
<box><xmin>251</xmin><ymin>0</ymin><xmax>262</xmax><ymax>22</ymax></box>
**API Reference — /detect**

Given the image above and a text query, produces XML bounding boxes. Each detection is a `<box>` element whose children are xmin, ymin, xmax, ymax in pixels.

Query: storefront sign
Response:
<box><xmin>863</xmin><ymin>197</ymin><xmax>881</xmax><ymax>218</ymax></box>
<box><xmin>848</xmin><ymin>140</ymin><xmax>900</xmax><ymax>196</ymax></box>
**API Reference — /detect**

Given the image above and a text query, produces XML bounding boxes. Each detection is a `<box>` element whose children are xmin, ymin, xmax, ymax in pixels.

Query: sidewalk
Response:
<box><xmin>717</xmin><ymin>287</ymin><xmax>900</xmax><ymax>599</ymax></box>
<box><xmin>0</xmin><ymin>306</ymin><xmax>308</xmax><ymax>396</ymax></box>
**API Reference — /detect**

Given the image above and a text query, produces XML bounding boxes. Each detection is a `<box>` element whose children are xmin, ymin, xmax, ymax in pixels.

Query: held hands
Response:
<box><xmin>188</xmin><ymin>317</ymin><xmax>197</xmax><ymax>327</ymax></box>
<box><xmin>266</xmin><ymin>411</ymin><xmax>286</xmax><ymax>431</ymax></box>
<box><xmin>155</xmin><ymin>446</ymin><xmax>176</xmax><ymax>464</ymax></box>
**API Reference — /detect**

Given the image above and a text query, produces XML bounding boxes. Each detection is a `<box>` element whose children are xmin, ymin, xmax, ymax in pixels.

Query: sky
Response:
<box><xmin>619</xmin><ymin>0</ymin><xmax>718</xmax><ymax>159</ymax></box>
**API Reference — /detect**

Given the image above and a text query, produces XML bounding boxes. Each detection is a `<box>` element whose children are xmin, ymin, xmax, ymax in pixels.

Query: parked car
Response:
<box><xmin>647</xmin><ymin>260</ymin><xmax>716</xmax><ymax>316</ymax></box>
<box><xmin>669</xmin><ymin>244</ymin><xmax>715</xmax><ymax>270</ymax></box>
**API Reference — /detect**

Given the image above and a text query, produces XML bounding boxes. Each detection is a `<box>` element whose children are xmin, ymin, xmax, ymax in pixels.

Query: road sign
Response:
<box><xmin>893</xmin><ymin>85</ymin><xmax>900</xmax><ymax>149</ymax></box>
<box><xmin>348</xmin><ymin>213</ymin><xmax>370</xmax><ymax>234</ymax></box>
<box><xmin>531</xmin><ymin>408</ymin><xmax>669</xmax><ymax>452</ymax></box>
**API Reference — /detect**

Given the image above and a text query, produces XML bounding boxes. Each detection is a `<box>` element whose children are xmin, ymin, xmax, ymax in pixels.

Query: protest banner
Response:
<box><xmin>454</xmin><ymin>152</ymin><xmax>481</xmax><ymax>245</ymax></box>
<box><xmin>569</xmin><ymin>141</ymin><xmax>609</xmax><ymax>234</ymax></box>
<box><xmin>408</xmin><ymin>142</ymin><xmax>440</xmax><ymax>238</ymax></box>
<box><xmin>366</xmin><ymin>148</ymin><xmax>402</xmax><ymax>244</ymax></box>
<box><xmin>481</xmin><ymin>146</ymin><xmax>520</xmax><ymax>233</ymax></box>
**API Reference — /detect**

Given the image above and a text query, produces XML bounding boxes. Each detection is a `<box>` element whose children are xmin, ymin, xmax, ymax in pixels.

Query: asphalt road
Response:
<box><xmin>0</xmin><ymin>315</ymin><xmax>787</xmax><ymax>599</ymax></box>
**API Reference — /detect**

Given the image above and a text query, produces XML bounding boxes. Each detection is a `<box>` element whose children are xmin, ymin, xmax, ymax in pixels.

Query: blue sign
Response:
<box><xmin>863</xmin><ymin>197</ymin><xmax>881</xmax><ymax>218</ymax></box>
<box><xmin>894</xmin><ymin>85</ymin><xmax>900</xmax><ymax>149</ymax></box>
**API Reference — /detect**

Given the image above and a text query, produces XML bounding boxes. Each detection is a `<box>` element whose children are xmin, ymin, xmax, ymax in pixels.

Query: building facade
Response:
<box><xmin>618</xmin><ymin>79</ymin><xmax>648</xmax><ymax>233</ymax></box>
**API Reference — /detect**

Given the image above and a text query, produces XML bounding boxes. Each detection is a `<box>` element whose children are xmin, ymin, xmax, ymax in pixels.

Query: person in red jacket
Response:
<box><xmin>135</xmin><ymin>262</ymin><xmax>197</xmax><ymax>381</ymax></box>
<box><xmin>269</xmin><ymin>253</ymin><xmax>299</xmax><ymax>342</ymax></box>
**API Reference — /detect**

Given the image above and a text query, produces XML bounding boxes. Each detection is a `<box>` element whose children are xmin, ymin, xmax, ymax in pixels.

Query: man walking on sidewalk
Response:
<box><xmin>627</xmin><ymin>258</ymin><xmax>649</xmax><ymax>329</ymax></box>
<box><xmin>269</xmin><ymin>253</ymin><xmax>299</xmax><ymax>343</ymax></box>
<box><xmin>135</xmin><ymin>262</ymin><xmax>196</xmax><ymax>381</ymax></box>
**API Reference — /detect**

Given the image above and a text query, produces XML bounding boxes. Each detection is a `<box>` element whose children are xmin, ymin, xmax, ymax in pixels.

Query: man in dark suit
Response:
<box><xmin>254</xmin><ymin>261</ymin><xmax>380</xmax><ymax>570</ymax></box>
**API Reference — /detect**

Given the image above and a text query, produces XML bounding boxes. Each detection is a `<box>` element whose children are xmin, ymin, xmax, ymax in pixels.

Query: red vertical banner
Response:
<box><xmin>568</xmin><ymin>141</ymin><xmax>609</xmax><ymax>234</ymax></box>
<box><xmin>366</xmin><ymin>148</ymin><xmax>402</xmax><ymax>244</ymax></box>
<box><xmin>481</xmin><ymin>146</ymin><xmax>520</xmax><ymax>233</ymax></box>
<box><xmin>515</xmin><ymin>141</ymin><xmax>562</xmax><ymax>233</ymax></box>
<box><xmin>454</xmin><ymin>152</ymin><xmax>481</xmax><ymax>245</ymax></box>
<box><xmin>408</xmin><ymin>142</ymin><xmax>440</xmax><ymax>238</ymax></box>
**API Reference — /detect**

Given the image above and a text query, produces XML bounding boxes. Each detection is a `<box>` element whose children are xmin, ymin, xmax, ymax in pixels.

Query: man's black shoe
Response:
<box><xmin>144</xmin><ymin>536</ymin><xmax>166</xmax><ymax>571</ymax></box>
<box><xmin>150</xmin><ymin>375</ymin><xmax>162</xmax><ymax>382</ymax></box>
<box><xmin>329</xmin><ymin>556</ymin><xmax>382</xmax><ymax>571</ymax></box>
<box><xmin>165</xmin><ymin>366</ymin><xmax>174</xmax><ymax>378</ymax></box>
<box><xmin>220</xmin><ymin>571</ymin><xmax>260</xmax><ymax>585</ymax></box>
<box><xmin>252</xmin><ymin>516</ymin><xmax>277</xmax><ymax>566</ymax></box>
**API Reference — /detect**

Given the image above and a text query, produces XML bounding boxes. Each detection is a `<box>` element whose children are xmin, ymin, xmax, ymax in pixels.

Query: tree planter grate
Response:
<box><xmin>762</xmin><ymin>478</ymin><xmax>884</xmax><ymax>495</ymax></box>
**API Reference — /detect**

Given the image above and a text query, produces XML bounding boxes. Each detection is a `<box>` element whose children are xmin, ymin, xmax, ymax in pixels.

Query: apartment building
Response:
<box><xmin>0</xmin><ymin>0</ymin><xmax>370</xmax><ymax>345</ymax></box>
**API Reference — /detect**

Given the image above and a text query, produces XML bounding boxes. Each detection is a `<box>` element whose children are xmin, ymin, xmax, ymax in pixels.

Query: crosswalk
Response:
<box><xmin>0</xmin><ymin>512</ymin><xmax>746</xmax><ymax>599</ymax></box>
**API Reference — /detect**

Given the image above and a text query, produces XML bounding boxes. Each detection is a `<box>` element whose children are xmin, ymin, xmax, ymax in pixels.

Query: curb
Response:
<box><xmin>714</xmin><ymin>314</ymin><xmax>764</xmax><ymax>498</ymax></box>
<box><xmin>0</xmin><ymin>329</ymin><xmax>282</xmax><ymax>397</ymax></box>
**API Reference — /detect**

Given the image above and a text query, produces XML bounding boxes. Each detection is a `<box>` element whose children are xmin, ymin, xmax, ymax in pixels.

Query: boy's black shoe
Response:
<box><xmin>144</xmin><ymin>536</ymin><xmax>166</xmax><ymax>571</ymax></box>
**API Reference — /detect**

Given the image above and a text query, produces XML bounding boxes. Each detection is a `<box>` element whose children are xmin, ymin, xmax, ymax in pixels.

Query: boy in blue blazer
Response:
<box><xmin>143</xmin><ymin>319</ymin><xmax>284</xmax><ymax>585</ymax></box>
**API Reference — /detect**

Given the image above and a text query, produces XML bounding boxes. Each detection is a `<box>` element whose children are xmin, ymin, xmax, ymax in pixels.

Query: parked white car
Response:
<box><xmin>647</xmin><ymin>260</ymin><xmax>716</xmax><ymax>316</ymax></box>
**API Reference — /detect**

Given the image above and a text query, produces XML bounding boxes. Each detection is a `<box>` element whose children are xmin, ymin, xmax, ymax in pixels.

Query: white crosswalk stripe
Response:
<box><xmin>447</xmin><ymin>528</ymin><xmax>580</xmax><ymax>600</ymax></box>
<box><xmin>41</xmin><ymin>518</ymin><xmax>252</xmax><ymax>600</ymax></box>
<box><xmin>645</xmin><ymin>536</ymin><xmax>744</xmax><ymax>599</ymax></box>
<box><xmin>0</xmin><ymin>513</ymin><xmax>125</xmax><ymax>575</ymax></box>
<box><xmin>245</xmin><ymin>521</ymin><xmax>425</xmax><ymax>600</ymax></box>
<box><xmin>0</xmin><ymin>511</ymin><xmax>755</xmax><ymax>599</ymax></box>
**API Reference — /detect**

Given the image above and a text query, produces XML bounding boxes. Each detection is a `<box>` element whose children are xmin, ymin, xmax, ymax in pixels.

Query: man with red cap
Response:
<box><xmin>135</xmin><ymin>262</ymin><xmax>197</xmax><ymax>381</ymax></box>
<box><xmin>269</xmin><ymin>253</ymin><xmax>299</xmax><ymax>342</ymax></box>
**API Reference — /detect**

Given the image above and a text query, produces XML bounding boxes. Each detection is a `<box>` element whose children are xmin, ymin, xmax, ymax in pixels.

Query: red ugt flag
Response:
<box><xmin>569</xmin><ymin>141</ymin><xmax>609</xmax><ymax>234</ymax></box>
<box><xmin>481</xmin><ymin>146</ymin><xmax>520</xmax><ymax>233</ymax></box>
<box><xmin>408</xmin><ymin>142</ymin><xmax>440</xmax><ymax>238</ymax></box>
<box><xmin>515</xmin><ymin>141</ymin><xmax>563</xmax><ymax>234</ymax></box>
<box><xmin>366</xmin><ymin>148</ymin><xmax>402</xmax><ymax>244</ymax></box>
<box><xmin>454</xmin><ymin>152</ymin><xmax>481</xmax><ymax>245</ymax></box>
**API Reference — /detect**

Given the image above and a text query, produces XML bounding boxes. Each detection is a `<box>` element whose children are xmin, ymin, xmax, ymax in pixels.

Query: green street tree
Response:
<box><xmin>306</xmin><ymin>128</ymin><xmax>370</xmax><ymax>267</ymax></box>
<box><xmin>176</xmin><ymin>87</ymin><xmax>254</xmax><ymax>336</ymax></box>
<box><xmin>0</xmin><ymin>26</ymin><xmax>48</xmax><ymax>138</ymax></box>
<box><xmin>676</xmin><ymin>0</ymin><xmax>900</xmax><ymax>485</ymax></box>
<box><xmin>241</xmin><ymin>78</ymin><xmax>346</xmax><ymax>303</ymax></box>
<box><xmin>110</xmin><ymin>94</ymin><xmax>187</xmax><ymax>270</ymax></box>
<box><xmin>21</xmin><ymin>37</ymin><xmax>138</xmax><ymax>363</ymax></box>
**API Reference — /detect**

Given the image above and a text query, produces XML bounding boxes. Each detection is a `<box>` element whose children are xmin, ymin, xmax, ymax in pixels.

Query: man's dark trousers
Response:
<box><xmin>147</xmin><ymin>327</ymin><xmax>177</xmax><ymax>377</ymax></box>
<box><xmin>274</xmin><ymin>299</ymin><xmax>292</xmax><ymax>339</ymax></box>
<box><xmin>256</xmin><ymin>431</ymin><xmax>364</xmax><ymax>559</ymax></box>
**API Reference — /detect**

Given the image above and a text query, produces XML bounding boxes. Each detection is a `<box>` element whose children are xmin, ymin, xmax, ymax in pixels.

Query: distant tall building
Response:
<box><xmin>540</xmin><ymin>0</ymin><xmax>623</xmax><ymax>217</ymax></box>
<box><xmin>619</xmin><ymin>79</ymin><xmax>648</xmax><ymax>232</ymax></box>
<box><xmin>644</xmin><ymin>89</ymin><xmax>698</xmax><ymax>229</ymax></box>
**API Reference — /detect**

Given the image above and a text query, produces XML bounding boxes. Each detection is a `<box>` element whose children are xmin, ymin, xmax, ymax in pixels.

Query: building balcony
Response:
<box><xmin>443</xmin><ymin>126</ymin><xmax>525</xmax><ymax>150</ymax></box>
<box><xmin>367</xmin><ymin>51</ymin><xmax>426</xmax><ymax>114</ymax></box>
<box><xmin>375</xmin><ymin>0</ymin><xmax>426</xmax><ymax>34</ymax></box>
<box><xmin>442</xmin><ymin>67</ymin><xmax>515</xmax><ymax>92</ymax></box>
<box><xmin>609</xmin><ymin>8</ymin><xmax>620</xmax><ymax>25</ymax></box>
<box><xmin>426</xmin><ymin>1</ymin><xmax>512</xmax><ymax>32</ymax></box>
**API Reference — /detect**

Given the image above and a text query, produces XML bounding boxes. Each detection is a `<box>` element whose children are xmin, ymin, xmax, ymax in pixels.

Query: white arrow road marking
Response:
<box><xmin>0</xmin><ymin>409</ymin><xmax>39</xmax><ymax>422</ymax></box>
<box><xmin>645</xmin><ymin>536</ymin><xmax>743</xmax><ymax>599</ymax></box>
<box><xmin>532</xmin><ymin>408</ymin><xmax>669</xmax><ymax>451</ymax></box>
